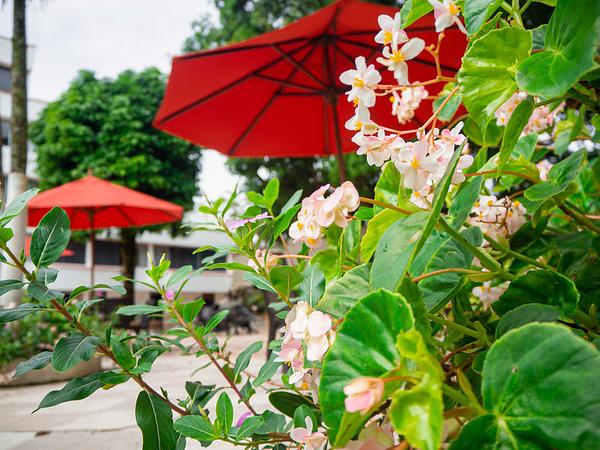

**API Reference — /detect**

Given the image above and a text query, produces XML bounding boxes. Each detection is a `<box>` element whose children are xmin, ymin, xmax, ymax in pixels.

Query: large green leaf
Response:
<box><xmin>419</xmin><ymin>227</ymin><xmax>483</xmax><ymax>313</ymax></box>
<box><xmin>317</xmin><ymin>264</ymin><xmax>371</xmax><ymax>318</ymax></box>
<box><xmin>319</xmin><ymin>289</ymin><xmax>415</xmax><ymax>443</ymax></box>
<box><xmin>450</xmin><ymin>323</ymin><xmax>600</xmax><ymax>449</ymax></box>
<box><xmin>270</xmin><ymin>265</ymin><xmax>303</xmax><ymax>297</ymax></box>
<box><xmin>0</xmin><ymin>188</ymin><xmax>39</xmax><ymax>227</ymax></box>
<box><xmin>268</xmin><ymin>391</ymin><xmax>315</xmax><ymax>418</ymax></box>
<box><xmin>175</xmin><ymin>415</ymin><xmax>218</xmax><ymax>442</ymax></box>
<box><xmin>216</xmin><ymin>393</ymin><xmax>234</xmax><ymax>435</ymax></box>
<box><xmin>136</xmin><ymin>391</ymin><xmax>178</xmax><ymax>450</ymax></box>
<box><xmin>495</xmin><ymin>303</ymin><xmax>563</xmax><ymax>338</ymax></box>
<box><xmin>0</xmin><ymin>302</ymin><xmax>41</xmax><ymax>324</ymax></box>
<box><xmin>390</xmin><ymin>330</ymin><xmax>444</xmax><ymax>450</ymax></box>
<box><xmin>370</xmin><ymin>212</ymin><xmax>428</xmax><ymax>291</ymax></box>
<box><xmin>35</xmin><ymin>372</ymin><xmax>104</xmax><ymax>411</ymax></box>
<box><xmin>360</xmin><ymin>209</ymin><xmax>403</xmax><ymax>263</ymax></box>
<box><xmin>458</xmin><ymin>28</ymin><xmax>532</xmax><ymax>129</ymax></box>
<box><xmin>399</xmin><ymin>0</ymin><xmax>433</xmax><ymax>27</ymax></box>
<box><xmin>30</xmin><ymin>207</ymin><xmax>71</xmax><ymax>268</ymax></box>
<box><xmin>517</xmin><ymin>0</ymin><xmax>600</xmax><ymax>98</ymax></box>
<box><xmin>52</xmin><ymin>333</ymin><xmax>100</xmax><ymax>372</ymax></box>
<box><xmin>464</xmin><ymin>0</ymin><xmax>503</xmax><ymax>35</ymax></box>
<box><xmin>493</xmin><ymin>269</ymin><xmax>580</xmax><ymax>316</ymax></box>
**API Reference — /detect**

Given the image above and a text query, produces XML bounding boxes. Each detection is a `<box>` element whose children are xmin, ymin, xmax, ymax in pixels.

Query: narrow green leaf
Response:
<box><xmin>216</xmin><ymin>393</ymin><xmax>234</xmax><ymax>434</ymax></box>
<box><xmin>0</xmin><ymin>188</ymin><xmax>39</xmax><ymax>226</ymax></box>
<box><xmin>52</xmin><ymin>333</ymin><xmax>100</xmax><ymax>372</ymax></box>
<box><xmin>174</xmin><ymin>415</ymin><xmax>217</xmax><ymax>441</ymax></box>
<box><xmin>35</xmin><ymin>372</ymin><xmax>103</xmax><ymax>411</ymax></box>
<box><xmin>253</xmin><ymin>352</ymin><xmax>281</xmax><ymax>387</ymax></box>
<box><xmin>497</xmin><ymin>96</ymin><xmax>535</xmax><ymax>171</ymax></box>
<box><xmin>234</xmin><ymin>341</ymin><xmax>263</xmax><ymax>380</ymax></box>
<box><xmin>136</xmin><ymin>391</ymin><xmax>178</xmax><ymax>450</ymax></box>
<box><xmin>116</xmin><ymin>304</ymin><xmax>166</xmax><ymax>316</ymax></box>
<box><xmin>203</xmin><ymin>309</ymin><xmax>229</xmax><ymax>334</ymax></box>
<box><xmin>30</xmin><ymin>207</ymin><xmax>71</xmax><ymax>268</ymax></box>
<box><xmin>13</xmin><ymin>351</ymin><xmax>53</xmax><ymax>378</ymax></box>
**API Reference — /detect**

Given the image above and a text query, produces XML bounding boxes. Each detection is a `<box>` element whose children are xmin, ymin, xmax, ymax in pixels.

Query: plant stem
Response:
<box><xmin>439</xmin><ymin>218</ymin><xmax>516</xmax><ymax>281</ymax></box>
<box><xmin>557</xmin><ymin>202</ymin><xmax>600</xmax><ymax>235</ymax></box>
<box><xmin>427</xmin><ymin>313</ymin><xmax>481</xmax><ymax>339</ymax></box>
<box><xmin>412</xmin><ymin>268</ymin><xmax>483</xmax><ymax>283</ymax></box>
<box><xmin>441</xmin><ymin>383</ymin><xmax>473</xmax><ymax>407</ymax></box>
<box><xmin>482</xmin><ymin>234</ymin><xmax>556</xmax><ymax>271</ymax></box>
<box><xmin>359</xmin><ymin>196</ymin><xmax>414</xmax><ymax>215</ymax></box>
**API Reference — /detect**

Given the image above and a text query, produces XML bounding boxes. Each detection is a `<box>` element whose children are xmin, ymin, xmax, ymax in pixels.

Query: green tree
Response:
<box><xmin>30</xmin><ymin>68</ymin><xmax>202</xmax><ymax>302</ymax></box>
<box><xmin>182</xmin><ymin>0</ymin><xmax>398</xmax><ymax>199</ymax></box>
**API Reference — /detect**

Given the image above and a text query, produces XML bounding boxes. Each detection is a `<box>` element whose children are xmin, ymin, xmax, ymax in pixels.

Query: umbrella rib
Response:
<box><xmin>228</xmin><ymin>40</ymin><xmax>321</xmax><ymax>156</ymax></box>
<box><xmin>157</xmin><ymin>40</ymin><xmax>313</xmax><ymax>126</ymax></box>
<box><xmin>253</xmin><ymin>73</ymin><xmax>323</xmax><ymax>93</ymax></box>
<box><xmin>271</xmin><ymin>43</ymin><xmax>327</xmax><ymax>89</ymax></box>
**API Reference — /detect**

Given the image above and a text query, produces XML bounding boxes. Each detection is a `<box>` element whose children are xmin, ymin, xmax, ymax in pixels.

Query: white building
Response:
<box><xmin>0</xmin><ymin>35</ymin><xmax>237</xmax><ymax>308</ymax></box>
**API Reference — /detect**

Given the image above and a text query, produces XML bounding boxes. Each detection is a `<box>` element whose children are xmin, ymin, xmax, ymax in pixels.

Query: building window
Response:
<box><xmin>166</xmin><ymin>246</ymin><xmax>226</xmax><ymax>269</ymax></box>
<box><xmin>95</xmin><ymin>240</ymin><xmax>122</xmax><ymax>266</ymax></box>
<box><xmin>57</xmin><ymin>241</ymin><xmax>86</xmax><ymax>264</ymax></box>
<box><xmin>0</xmin><ymin>67</ymin><xmax>10</xmax><ymax>92</ymax></box>
<box><xmin>0</xmin><ymin>121</ymin><xmax>9</xmax><ymax>146</ymax></box>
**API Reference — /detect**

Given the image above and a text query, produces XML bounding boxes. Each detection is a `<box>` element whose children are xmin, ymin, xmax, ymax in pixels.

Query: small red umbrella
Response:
<box><xmin>154</xmin><ymin>0</ymin><xmax>466</xmax><ymax>179</ymax></box>
<box><xmin>28</xmin><ymin>175</ymin><xmax>183</xmax><ymax>286</ymax></box>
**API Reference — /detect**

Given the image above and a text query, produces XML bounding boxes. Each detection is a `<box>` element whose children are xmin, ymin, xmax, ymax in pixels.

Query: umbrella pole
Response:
<box><xmin>88</xmin><ymin>211</ymin><xmax>96</xmax><ymax>299</ymax></box>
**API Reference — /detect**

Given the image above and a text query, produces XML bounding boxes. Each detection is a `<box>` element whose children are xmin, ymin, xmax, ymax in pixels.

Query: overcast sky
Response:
<box><xmin>0</xmin><ymin>0</ymin><xmax>239</xmax><ymax>201</ymax></box>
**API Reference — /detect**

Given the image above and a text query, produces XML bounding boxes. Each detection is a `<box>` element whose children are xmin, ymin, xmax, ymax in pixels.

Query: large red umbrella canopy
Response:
<box><xmin>154</xmin><ymin>0</ymin><xmax>466</xmax><ymax>161</ymax></box>
<box><xmin>28</xmin><ymin>175</ymin><xmax>183</xmax><ymax>230</ymax></box>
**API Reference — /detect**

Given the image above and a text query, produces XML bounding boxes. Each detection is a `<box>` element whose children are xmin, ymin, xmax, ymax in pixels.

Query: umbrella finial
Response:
<box><xmin>87</xmin><ymin>168</ymin><xmax>94</xmax><ymax>176</ymax></box>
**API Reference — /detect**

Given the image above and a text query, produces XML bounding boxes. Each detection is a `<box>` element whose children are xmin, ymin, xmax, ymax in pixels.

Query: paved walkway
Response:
<box><xmin>0</xmin><ymin>328</ymin><xmax>274</xmax><ymax>450</ymax></box>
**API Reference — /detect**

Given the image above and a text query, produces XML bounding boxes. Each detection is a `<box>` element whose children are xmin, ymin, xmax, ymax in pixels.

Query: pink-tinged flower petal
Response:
<box><xmin>307</xmin><ymin>311</ymin><xmax>332</xmax><ymax>337</ymax></box>
<box><xmin>290</xmin><ymin>427</ymin><xmax>310</xmax><ymax>443</ymax></box>
<box><xmin>306</xmin><ymin>334</ymin><xmax>330</xmax><ymax>361</ymax></box>
<box><xmin>343</xmin><ymin>377</ymin><xmax>384</xmax><ymax>414</ymax></box>
<box><xmin>345</xmin><ymin>391</ymin><xmax>376</xmax><ymax>414</ymax></box>
<box><xmin>401</xmin><ymin>38</ymin><xmax>425</xmax><ymax>60</ymax></box>
<box><xmin>165</xmin><ymin>290</ymin><xmax>175</xmax><ymax>301</ymax></box>
<box><xmin>235</xmin><ymin>411</ymin><xmax>252</xmax><ymax>427</ymax></box>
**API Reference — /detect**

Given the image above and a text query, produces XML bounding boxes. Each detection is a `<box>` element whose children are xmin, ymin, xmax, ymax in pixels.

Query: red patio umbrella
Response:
<box><xmin>154</xmin><ymin>0</ymin><xmax>466</xmax><ymax>179</ymax></box>
<box><xmin>28</xmin><ymin>175</ymin><xmax>183</xmax><ymax>287</ymax></box>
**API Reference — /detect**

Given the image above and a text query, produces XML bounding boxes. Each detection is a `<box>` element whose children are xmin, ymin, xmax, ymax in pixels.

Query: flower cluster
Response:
<box><xmin>494</xmin><ymin>91</ymin><xmax>562</xmax><ymax>135</ymax></box>
<box><xmin>428</xmin><ymin>0</ymin><xmax>467</xmax><ymax>34</ymax></box>
<box><xmin>289</xmin><ymin>182</ymin><xmax>360</xmax><ymax>248</ymax></box>
<box><xmin>276</xmin><ymin>301</ymin><xmax>335</xmax><ymax>393</ymax></box>
<box><xmin>472</xmin><ymin>281</ymin><xmax>508</xmax><ymax>308</ymax></box>
<box><xmin>469</xmin><ymin>194</ymin><xmax>527</xmax><ymax>240</ymax></box>
<box><xmin>390</xmin><ymin>85</ymin><xmax>429</xmax><ymax>124</ymax></box>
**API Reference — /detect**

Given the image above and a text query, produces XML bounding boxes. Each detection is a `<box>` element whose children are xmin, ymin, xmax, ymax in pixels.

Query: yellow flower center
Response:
<box><xmin>383</xmin><ymin>30</ymin><xmax>393</xmax><ymax>45</ymax></box>
<box><xmin>353</xmin><ymin>77</ymin><xmax>365</xmax><ymax>88</ymax></box>
<box><xmin>353</xmin><ymin>98</ymin><xmax>359</xmax><ymax>106</ymax></box>
<box><xmin>307</xmin><ymin>238</ymin><xmax>317</xmax><ymax>246</ymax></box>
<box><xmin>449</xmin><ymin>2</ymin><xmax>460</xmax><ymax>15</ymax></box>
<box><xmin>389</xmin><ymin>95</ymin><xmax>395</xmax><ymax>103</ymax></box>
<box><xmin>354</xmin><ymin>120</ymin><xmax>363</xmax><ymax>130</ymax></box>
<box><xmin>487</xmin><ymin>200</ymin><xmax>494</xmax><ymax>206</ymax></box>
<box><xmin>410</xmin><ymin>157</ymin><xmax>420</xmax><ymax>169</ymax></box>
<box><xmin>391</xmin><ymin>50</ymin><xmax>405</xmax><ymax>64</ymax></box>
<box><xmin>297</xmin><ymin>222</ymin><xmax>304</xmax><ymax>230</ymax></box>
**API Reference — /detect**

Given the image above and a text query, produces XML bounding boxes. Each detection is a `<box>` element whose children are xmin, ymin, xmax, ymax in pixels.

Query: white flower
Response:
<box><xmin>410</xmin><ymin>181</ymin><xmax>434</xmax><ymax>209</ymax></box>
<box><xmin>291</xmin><ymin>417</ymin><xmax>327</xmax><ymax>450</ymax></box>
<box><xmin>393</xmin><ymin>139</ymin><xmax>439</xmax><ymax>191</ymax></box>
<box><xmin>340</xmin><ymin>56</ymin><xmax>382</xmax><ymax>107</ymax></box>
<box><xmin>428</xmin><ymin>0</ymin><xmax>467</xmax><ymax>34</ymax></box>
<box><xmin>472</xmin><ymin>282</ymin><xmax>507</xmax><ymax>308</ymax></box>
<box><xmin>377</xmin><ymin>38</ymin><xmax>425</xmax><ymax>85</ymax></box>
<box><xmin>469</xmin><ymin>195</ymin><xmax>527</xmax><ymax>239</ymax></box>
<box><xmin>353</xmin><ymin>128</ymin><xmax>393</xmax><ymax>167</ymax></box>
<box><xmin>390</xmin><ymin>85</ymin><xmax>429</xmax><ymax>124</ymax></box>
<box><xmin>344</xmin><ymin>103</ymin><xmax>377</xmax><ymax>134</ymax></box>
<box><xmin>494</xmin><ymin>91</ymin><xmax>528</xmax><ymax>127</ymax></box>
<box><xmin>374</xmin><ymin>13</ymin><xmax>408</xmax><ymax>46</ymax></box>
<box><xmin>305</xmin><ymin>311</ymin><xmax>333</xmax><ymax>361</ymax></box>
<box><xmin>536</xmin><ymin>159</ymin><xmax>553</xmax><ymax>181</ymax></box>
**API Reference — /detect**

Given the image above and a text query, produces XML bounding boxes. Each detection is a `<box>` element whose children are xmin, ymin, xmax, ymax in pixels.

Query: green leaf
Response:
<box><xmin>242</xmin><ymin>272</ymin><xmax>277</xmax><ymax>294</ymax></box>
<box><xmin>450</xmin><ymin>323</ymin><xmax>600</xmax><ymax>449</ymax></box>
<box><xmin>432</xmin><ymin>83</ymin><xmax>462</xmax><ymax>121</ymax></box>
<box><xmin>69</xmin><ymin>283</ymin><xmax>126</xmax><ymax>300</ymax></box>
<box><xmin>35</xmin><ymin>372</ymin><xmax>104</xmax><ymax>411</ymax></box>
<box><xmin>136</xmin><ymin>391</ymin><xmax>178</xmax><ymax>450</ymax></box>
<box><xmin>370</xmin><ymin>212</ymin><xmax>428</xmax><ymax>291</ymax></box>
<box><xmin>458</xmin><ymin>28</ymin><xmax>532</xmax><ymax>129</ymax></box>
<box><xmin>270</xmin><ymin>204</ymin><xmax>301</xmax><ymax>245</ymax></box>
<box><xmin>419</xmin><ymin>227</ymin><xmax>483</xmax><ymax>312</ymax></box>
<box><xmin>253</xmin><ymin>352</ymin><xmax>281</xmax><ymax>387</ymax></box>
<box><xmin>30</xmin><ymin>207</ymin><xmax>71</xmax><ymax>268</ymax></box>
<box><xmin>52</xmin><ymin>333</ymin><xmax>100</xmax><ymax>372</ymax></box>
<box><xmin>181</xmin><ymin>298</ymin><xmax>205</xmax><ymax>323</ymax></box>
<box><xmin>463</xmin><ymin>117</ymin><xmax>503</xmax><ymax>147</ymax></box>
<box><xmin>98</xmin><ymin>371</ymin><xmax>130</xmax><ymax>386</ymax></box>
<box><xmin>205</xmin><ymin>262</ymin><xmax>255</xmax><ymax>272</ymax></box>
<box><xmin>174</xmin><ymin>415</ymin><xmax>217</xmax><ymax>442</ymax></box>
<box><xmin>111</xmin><ymin>337</ymin><xmax>136</xmax><ymax>370</ymax></box>
<box><xmin>493</xmin><ymin>269</ymin><xmax>579</xmax><ymax>316</ymax></box>
<box><xmin>234</xmin><ymin>341</ymin><xmax>262</xmax><ymax>380</ymax></box>
<box><xmin>497</xmin><ymin>96</ymin><xmax>535</xmax><ymax>171</ymax></box>
<box><xmin>495</xmin><ymin>303</ymin><xmax>563</xmax><ymax>338</ymax></box>
<box><xmin>0</xmin><ymin>303</ymin><xmax>43</xmax><ymax>325</ymax></box>
<box><xmin>317</xmin><ymin>264</ymin><xmax>371</xmax><ymax>318</ymax></box>
<box><xmin>166</xmin><ymin>265</ymin><xmax>193</xmax><ymax>288</ymax></box>
<box><xmin>270</xmin><ymin>266</ymin><xmax>302</xmax><ymax>297</ymax></box>
<box><xmin>117</xmin><ymin>304</ymin><xmax>166</xmax><ymax>316</ymax></box>
<box><xmin>203</xmin><ymin>309</ymin><xmax>229</xmax><ymax>334</ymax></box>
<box><xmin>360</xmin><ymin>209</ymin><xmax>403</xmax><ymax>263</ymax></box>
<box><xmin>319</xmin><ymin>289</ymin><xmax>415</xmax><ymax>443</ymax></box>
<box><xmin>464</xmin><ymin>0</ymin><xmax>503</xmax><ymax>35</ymax></box>
<box><xmin>297</xmin><ymin>263</ymin><xmax>325</xmax><ymax>307</ymax></box>
<box><xmin>13</xmin><ymin>351</ymin><xmax>53</xmax><ymax>379</ymax></box>
<box><xmin>0</xmin><ymin>279</ymin><xmax>25</xmax><ymax>297</ymax></box>
<box><xmin>268</xmin><ymin>391</ymin><xmax>314</xmax><ymax>418</ymax></box>
<box><xmin>280</xmin><ymin>189</ymin><xmax>302</xmax><ymax>214</ymax></box>
<box><xmin>246</xmin><ymin>191</ymin><xmax>267</xmax><ymax>207</ymax></box>
<box><xmin>517</xmin><ymin>0</ymin><xmax>600</xmax><ymax>98</ymax></box>
<box><xmin>27</xmin><ymin>281</ymin><xmax>64</xmax><ymax>303</ymax></box>
<box><xmin>449</xmin><ymin>176</ymin><xmax>484</xmax><ymax>229</ymax></box>
<box><xmin>0</xmin><ymin>188</ymin><xmax>39</xmax><ymax>226</ymax></box>
<box><xmin>216</xmin><ymin>393</ymin><xmax>234</xmax><ymax>434</ymax></box>
<box><xmin>390</xmin><ymin>330</ymin><xmax>443</xmax><ymax>450</ymax></box>
<box><xmin>236</xmin><ymin>415</ymin><xmax>264</xmax><ymax>439</ymax></box>
<box><xmin>263</xmin><ymin>178</ymin><xmax>279</xmax><ymax>208</ymax></box>
<box><xmin>399</xmin><ymin>0</ymin><xmax>433</xmax><ymax>27</ymax></box>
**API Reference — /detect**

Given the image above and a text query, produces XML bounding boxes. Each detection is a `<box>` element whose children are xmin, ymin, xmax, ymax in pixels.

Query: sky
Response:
<box><xmin>0</xmin><ymin>0</ymin><xmax>239</xmax><ymax>201</ymax></box>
